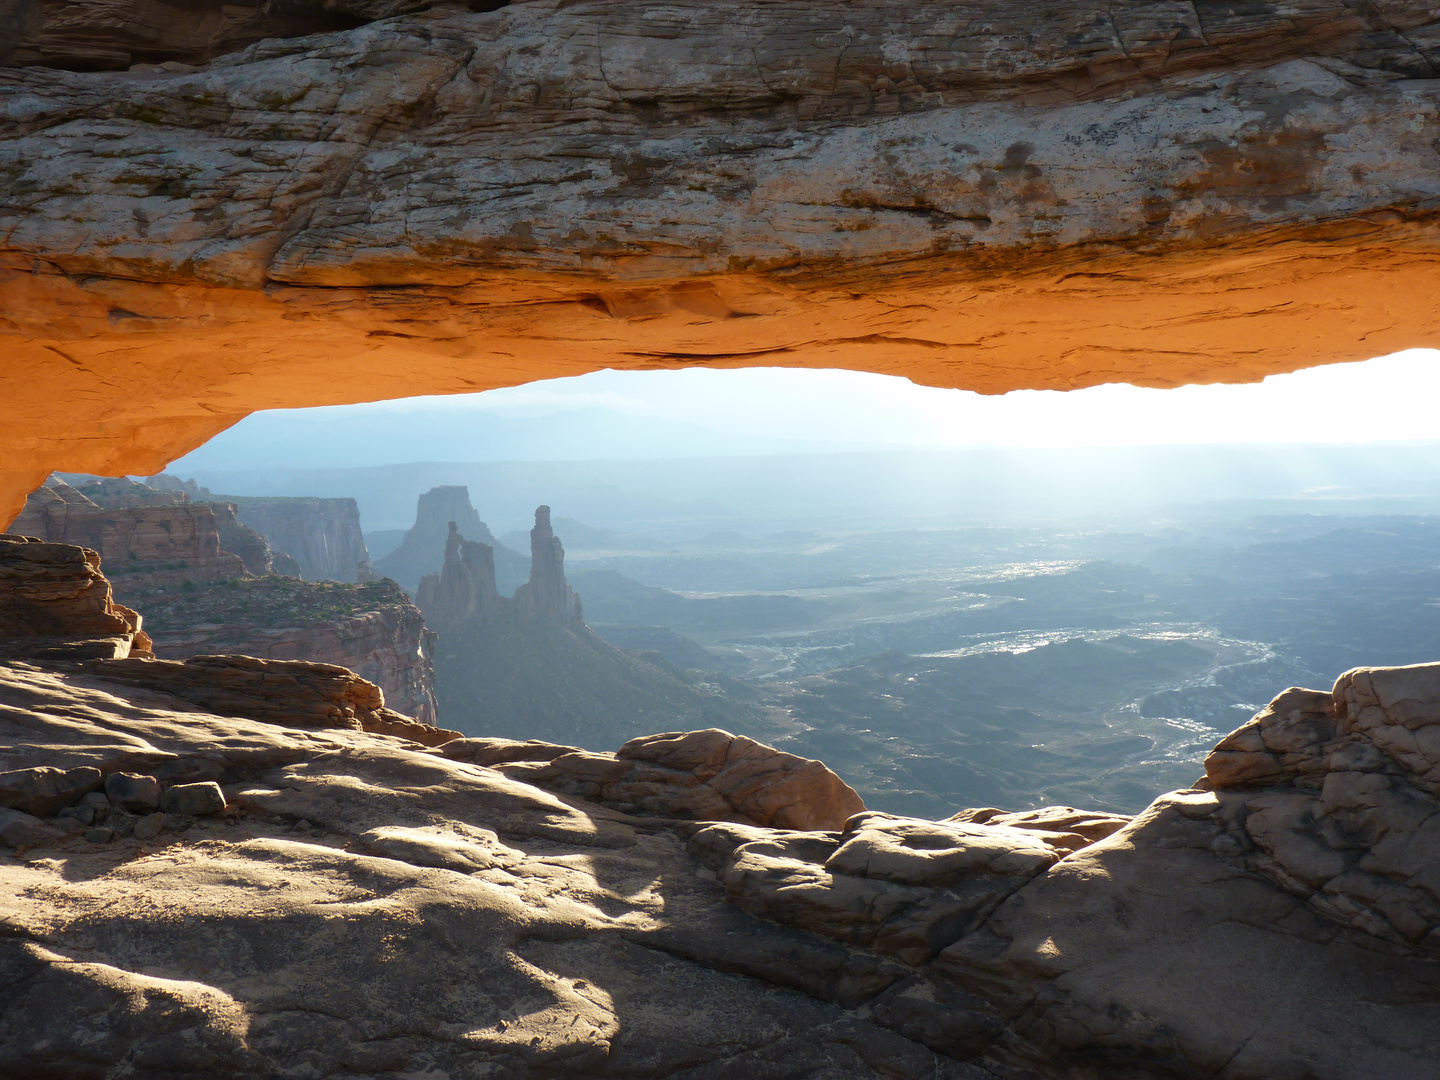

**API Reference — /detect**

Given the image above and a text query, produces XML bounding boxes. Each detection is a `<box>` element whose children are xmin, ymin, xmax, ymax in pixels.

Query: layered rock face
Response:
<box><xmin>222</xmin><ymin>496</ymin><xmax>369</xmax><ymax>583</ymax></box>
<box><xmin>77</xmin><ymin>652</ymin><xmax>455</xmax><ymax>745</ymax></box>
<box><xmin>10</xmin><ymin>478</ymin><xmax>437</xmax><ymax>721</ymax></box>
<box><xmin>208</xmin><ymin>501</ymin><xmax>291</xmax><ymax>577</ymax></box>
<box><xmin>0</xmin><ymin>534</ymin><xmax>151</xmax><ymax>659</ymax></box>
<box><xmin>137</xmin><ymin>577</ymin><xmax>440</xmax><ymax>725</ymax></box>
<box><xmin>414</xmin><ymin>520</ymin><xmax>501</xmax><ymax>626</ymax></box>
<box><xmin>12</xmin><ymin>477</ymin><xmax>249</xmax><ymax>588</ymax></box>
<box><xmin>6</xmin><ymin>1</ymin><xmax>1440</xmax><ymax>518</ymax></box>
<box><xmin>378</xmin><ymin>486</ymin><xmax>527</xmax><ymax>593</ymax></box>
<box><xmin>3</xmin><ymin>0</ymin><xmax>380</xmax><ymax>71</ymax></box>
<box><xmin>62</xmin><ymin>475</ymin><xmax>291</xmax><ymax>577</ymax></box>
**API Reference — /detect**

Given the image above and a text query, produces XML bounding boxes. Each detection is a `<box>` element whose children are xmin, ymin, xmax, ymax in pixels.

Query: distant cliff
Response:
<box><xmin>13</xmin><ymin>478</ymin><xmax>248</xmax><ymax>589</ymax></box>
<box><xmin>377</xmin><ymin>486</ymin><xmax>528</xmax><ymax>593</ymax></box>
<box><xmin>418</xmin><ymin>508</ymin><xmax>758</xmax><ymax>746</ymax></box>
<box><xmin>219</xmin><ymin>496</ymin><xmax>370</xmax><ymax>583</ymax></box>
<box><xmin>13</xmin><ymin>478</ymin><xmax>436</xmax><ymax>721</ymax></box>
<box><xmin>137</xmin><ymin>577</ymin><xmax>438</xmax><ymax>725</ymax></box>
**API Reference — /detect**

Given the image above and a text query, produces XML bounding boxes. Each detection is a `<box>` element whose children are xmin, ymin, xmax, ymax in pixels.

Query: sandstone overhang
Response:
<box><xmin>5</xmin><ymin>0</ymin><xmax>1440</xmax><ymax>521</ymax></box>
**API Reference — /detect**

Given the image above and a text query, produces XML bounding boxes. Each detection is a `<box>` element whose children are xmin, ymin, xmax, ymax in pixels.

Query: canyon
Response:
<box><xmin>8</xmin><ymin>475</ymin><xmax>439</xmax><ymax>723</ymax></box>
<box><xmin>6</xmin><ymin>0</ymin><xmax>1440</xmax><ymax>518</ymax></box>
<box><xmin>0</xmin><ymin>536</ymin><xmax>1436</xmax><ymax>1077</ymax></box>
<box><xmin>5</xmin><ymin>2</ymin><xmax>1440</xmax><ymax>1075</ymax></box>
<box><xmin>218</xmin><ymin>495</ymin><xmax>372</xmax><ymax>583</ymax></box>
<box><xmin>418</xmin><ymin>507</ymin><xmax>761</xmax><ymax>745</ymax></box>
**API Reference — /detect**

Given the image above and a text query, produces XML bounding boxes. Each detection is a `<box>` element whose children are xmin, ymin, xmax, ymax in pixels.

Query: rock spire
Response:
<box><xmin>416</xmin><ymin>522</ymin><xmax>502</xmax><ymax>631</ymax></box>
<box><xmin>514</xmin><ymin>506</ymin><xmax>583</xmax><ymax>627</ymax></box>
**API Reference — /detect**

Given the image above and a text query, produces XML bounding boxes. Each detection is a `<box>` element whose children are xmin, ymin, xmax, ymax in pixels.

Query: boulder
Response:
<box><xmin>103</xmin><ymin>772</ymin><xmax>161</xmax><ymax>812</ymax></box>
<box><xmin>1334</xmin><ymin>663</ymin><xmax>1440</xmax><ymax>794</ymax></box>
<box><xmin>0</xmin><ymin>807</ymin><xmax>62</xmax><ymax>848</ymax></box>
<box><xmin>703</xmin><ymin>812</ymin><xmax>1065</xmax><ymax>967</ymax></box>
<box><xmin>945</xmin><ymin>806</ymin><xmax>1132</xmax><ymax>853</ymax></box>
<box><xmin>160</xmin><ymin>782</ymin><xmax>226</xmax><ymax>817</ymax></box>
<box><xmin>439</xmin><ymin>737</ymin><xmax>583</xmax><ymax>767</ymax></box>
<box><xmin>501</xmin><ymin>729</ymin><xmax>865</xmax><ymax>830</ymax></box>
<box><xmin>0</xmin><ymin>765</ymin><xmax>102</xmax><ymax>816</ymax></box>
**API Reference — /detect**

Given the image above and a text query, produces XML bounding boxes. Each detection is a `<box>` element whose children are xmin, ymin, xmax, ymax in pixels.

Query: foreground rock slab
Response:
<box><xmin>0</xmin><ymin>660</ymin><xmax>990</xmax><ymax>1079</ymax></box>
<box><xmin>499</xmin><ymin>728</ymin><xmax>866</xmax><ymax>831</ymax></box>
<box><xmin>0</xmin><ymin>544</ymin><xmax>1436</xmax><ymax>1080</ymax></box>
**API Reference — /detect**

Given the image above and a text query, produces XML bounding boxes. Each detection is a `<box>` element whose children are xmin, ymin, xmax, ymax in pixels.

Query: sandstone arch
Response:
<box><xmin>5</xmin><ymin>0</ymin><xmax>1440</xmax><ymax>524</ymax></box>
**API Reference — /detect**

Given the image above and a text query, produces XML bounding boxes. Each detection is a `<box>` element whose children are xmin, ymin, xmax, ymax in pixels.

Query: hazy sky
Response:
<box><xmin>173</xmin><ymin>348</ymin><xmax>1440</xmax><ymax>470</ymax></box>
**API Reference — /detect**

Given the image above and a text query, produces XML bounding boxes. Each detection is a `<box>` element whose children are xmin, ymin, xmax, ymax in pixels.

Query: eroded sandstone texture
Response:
<box><xmin>2</xmin><ymin>645</ymin><xmax>1439</xmax><ymax>1074</ymax></box>
<box><xmin>5</xmin><ymin>0</ymin><xmax>1440</xmax><ymax>521</ymax></box>
<box><xmin>0</xmin><ymin>533</ymin><xmax>152</xmax><ymax>659</ymax></box>
<box><xmin>0</xmin><ymin>542</ymin><xmax>1436</xmax><ymax>1077</ymax></box>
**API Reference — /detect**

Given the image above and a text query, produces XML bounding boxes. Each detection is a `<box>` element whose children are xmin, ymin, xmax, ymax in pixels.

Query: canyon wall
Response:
<box><xmin>222</xmin><ymin>497</ymin><xmax>370</xmax><ymax>583</ymax></box>
<box><xmin>139</xmin><ymin>577</ymin><xmax>439</xmax><ymax>725</ymax></box>
<box><xmin>11</xmin><ymin>477</ymin><xmax>437</xmax><ymax>721</ymax></box>
<box><xmin>5</xmin><ymin>0</ymin><xmax>1440</xmax><ymax>520</ymax></box>
<box><xmin>12</xmin><ymin>477</ymin><xmax>249</xmax><ymax>588</ymax></box>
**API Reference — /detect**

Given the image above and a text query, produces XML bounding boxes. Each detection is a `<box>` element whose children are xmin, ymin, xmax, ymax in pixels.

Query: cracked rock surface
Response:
<box><xmin>1</xmin><ymin>650</ymin><xmax>1439</xmax><ymax>1076</ymax></box>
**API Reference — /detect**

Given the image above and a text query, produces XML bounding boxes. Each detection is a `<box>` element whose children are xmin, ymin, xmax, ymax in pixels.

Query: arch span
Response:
<box><xmin>5</xmin><ymin>0</ymin><xmax>1440</xmax><ymax>523</ymax></box>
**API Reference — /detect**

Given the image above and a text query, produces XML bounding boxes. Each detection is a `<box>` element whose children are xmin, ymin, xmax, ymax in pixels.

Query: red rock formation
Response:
<box><xmin>0</xmin><ymin>535</ymin><xmax>151</xmax><ymax>659</ymax></box>
<box><xmin>207</xmin><ymin>502</ymin><xmax>286</xmax><ymax>577</ymax></box>
<box><xmin>219</xmin><ymin>496</ymin><xmax>369</xmax><ymax>583</ymax></box>
<box><xmin>415</xmin><ymin>522</ymin><xmax>501</xmax><ymax>629</ymax></box>
<box><xmin>79</xmin><ymin>654</ymin><xmax>457</xmax><ymax>745</ymax></box>
<box><xmin>418</xmin><ymin>516</ymin><xmax>761</xmax><ymax>744</ymax></box>
<box><xmin>498</xmin><ymin>728</ymin><xmax>866</xmax><ymax>831</ymax></box>
<box><xmin>10</xmin><ymin>480</ymin><xmax>437</xmax><ymax>721</ymax></box>
<box><xmin>6</xmin><ymin>2</ymin><xmax>1440</xmax><ymax>521</ymax></box>
<box><xmin>137</xmin><ymin>577</ymin><xmax>440</xmax><ymax>725</ymax></box>
<box><xmin>11</xmin><ymin>479</ymin><xmax>247</xmax><ymax>588</ymax></box>
<box><xmin>380</xmin><ymin>487</ymin><xmax>527</xmax><ymax>593</ymax></box>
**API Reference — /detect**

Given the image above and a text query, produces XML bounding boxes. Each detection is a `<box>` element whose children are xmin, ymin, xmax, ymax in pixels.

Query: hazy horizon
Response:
<box><xmin>170</xmin><ymin>349</ymin><xmax>1440</xmax><ymax>474</ymax></box>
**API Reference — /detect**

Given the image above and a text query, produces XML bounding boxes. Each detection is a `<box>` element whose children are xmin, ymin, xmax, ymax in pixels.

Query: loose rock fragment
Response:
<box><xmin>160</xmin><ymin>781</ymin><xmax>226</xmax><ymax>817</ymax></box>
<box><xmin>104</xmin><ymin>772</ymin><xmax>161</xmax><ymax>811</ymax></box>
<box><xmin>0</xmin><ymin>766</ymin><xmax>103</xmax><ymax>817</ymax></box>
<box><xmin>0</xmin><ymin>807</ymin><xmax>63</xmax><ymax>848</ymax></box>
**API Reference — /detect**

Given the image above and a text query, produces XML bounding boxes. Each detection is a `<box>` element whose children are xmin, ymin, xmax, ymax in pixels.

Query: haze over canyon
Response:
<box><xmin>4</xmin><ymin>1</ymin><xmax>1440</xmax><ymax>1078</ymax></box>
